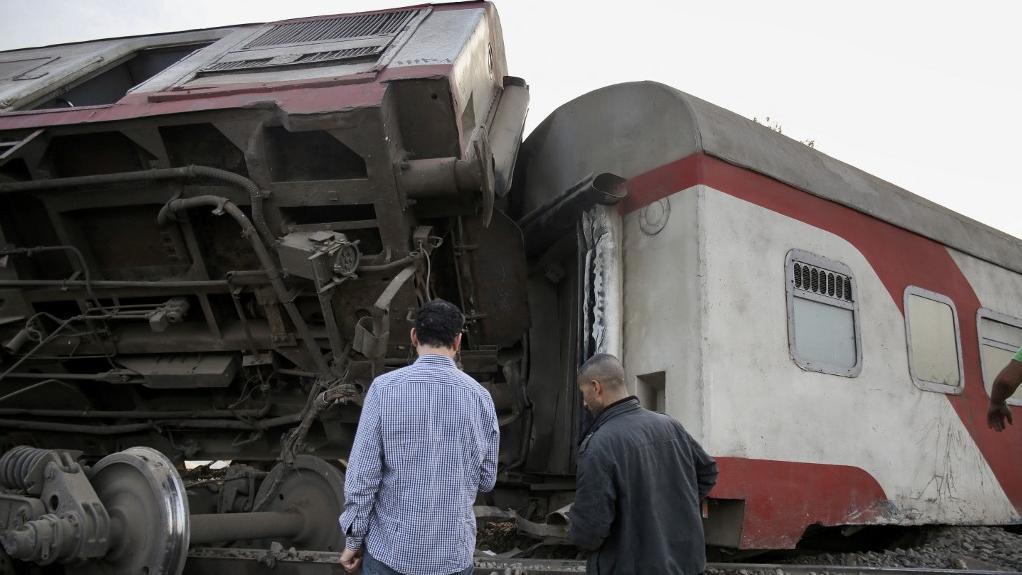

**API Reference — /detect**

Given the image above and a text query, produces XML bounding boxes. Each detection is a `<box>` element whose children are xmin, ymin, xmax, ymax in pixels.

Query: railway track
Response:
<box><xmin>707</xmin><ymin>563</ymin><xmax>1022</xmax><ymax>575</ymax></box>
<box><xmin>182</xmin><ymin>550</ymin><xmax>1022</xmax><ymax>574</ymax></box>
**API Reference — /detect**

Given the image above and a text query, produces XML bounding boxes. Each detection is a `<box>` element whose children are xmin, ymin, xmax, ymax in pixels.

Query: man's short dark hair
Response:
<box><xmin>577</xmin><ymin>353</ymin><xmax>626</xmax><ymax>390</ymax></box>
<box><xmin>414</xmin><ymin>299</ymin><xmax>465</xmax><ymax>348</ymax></box>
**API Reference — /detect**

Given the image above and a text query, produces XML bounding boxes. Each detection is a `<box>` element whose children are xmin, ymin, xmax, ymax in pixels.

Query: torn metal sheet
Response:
<box><xmin>580</xmin><ymin>205</ymin><xmax>623</xmax><ymax>359</ymax></box>
<box><xmin>474</xmin><ymin>506</ymin><xmax>570</xmax><ymax>543</ymax></box>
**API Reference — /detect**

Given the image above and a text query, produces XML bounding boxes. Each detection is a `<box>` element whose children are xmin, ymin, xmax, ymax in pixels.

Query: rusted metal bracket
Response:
<box><xmin>352</xmin><ymin>265</ymin><xmax>416</xmax><ymax>359</ymax></box>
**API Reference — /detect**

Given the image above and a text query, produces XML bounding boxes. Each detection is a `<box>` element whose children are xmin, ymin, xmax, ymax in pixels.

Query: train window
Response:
<box><xmin>904</xmin><ymin>287</ymin><xmax>963</xmax><ymax>394</ymax></box>
<box><xmin>29</xmin><ymin>43</ymin><xmax>212</xmax><ymax>110</ymax></box>
<box><xmin>978</xmin><ymin>309</ymin><xmax>1022</xmax><ymax>405</ymax></box>
<box><xmin>785</xmin><ymin>250</ymin><xmax>861</xmax><ymax>377</ymax></box>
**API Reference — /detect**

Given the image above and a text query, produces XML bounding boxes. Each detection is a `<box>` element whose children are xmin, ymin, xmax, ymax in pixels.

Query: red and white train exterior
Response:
<box><xmin>516</xmin><ymin>82</ymin><xmax>1022</xmax><ymax>549</ymax></box>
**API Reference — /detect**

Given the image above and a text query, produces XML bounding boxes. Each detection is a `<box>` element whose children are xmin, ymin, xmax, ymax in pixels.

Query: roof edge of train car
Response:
<box><xmin>514</xmin><ymin>80</ymin><xmax>1022</xmax><ymax>276</ymax></box>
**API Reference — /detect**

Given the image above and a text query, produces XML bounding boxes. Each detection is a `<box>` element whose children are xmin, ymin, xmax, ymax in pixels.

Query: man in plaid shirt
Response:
<box><xmin>339</xmin><ymin>299</ymin><xmax>500</xmax><ymax>575</ymax></box>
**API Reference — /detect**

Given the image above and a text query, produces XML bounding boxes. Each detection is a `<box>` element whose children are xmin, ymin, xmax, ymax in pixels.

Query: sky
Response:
<box><xmin>1</xmin><ymin>1</ymin><xmax>1019</xmax><ymax>239</ymax></box>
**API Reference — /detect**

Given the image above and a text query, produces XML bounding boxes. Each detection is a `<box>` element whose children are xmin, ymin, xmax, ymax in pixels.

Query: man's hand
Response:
<box><xmin>340</xmin><ymin>548</ymin><xmax>363</xmax><ymax>573</ymax></box>
<box><xmin>988</xmin><ymin>402</ymin><xmax>1013</xmax><ymax>431</ymax></box>
<box><xmin>989</xmin><ymin>361</ymin><xmax>1022</xmax><ymax>432</ymax></box>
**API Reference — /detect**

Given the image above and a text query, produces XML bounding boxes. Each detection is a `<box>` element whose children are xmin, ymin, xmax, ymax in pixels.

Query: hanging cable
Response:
<box><xmin>423</xmin><ymin>246</ymin><xmax>433</xmax><ymax>301</ymax></box>
<box><xmin>0</xmin><ymin>245</ymin><xmax>108</xmax><ymax>313</ymax></box>
<box><xmin>0</xmin><ymin>379</ymin><xmax>77</xmax><ymax>405</ymax></box>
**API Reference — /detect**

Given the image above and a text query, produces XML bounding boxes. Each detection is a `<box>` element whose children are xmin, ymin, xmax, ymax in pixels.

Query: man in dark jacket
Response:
<box><xmin>569</xmin><ymin>353</ymin><xmax>718</xmax><ymax>574</ymax></box>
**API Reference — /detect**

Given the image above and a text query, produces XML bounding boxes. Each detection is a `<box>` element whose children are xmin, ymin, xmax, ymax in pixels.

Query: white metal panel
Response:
<box><xmin>390</xmin><ymin>8</ymin><xmax>482</xmax><ymax>67</ymax></box>
<box><xmin>950</xmin><ymin>249</ymin><xmax>1022</xmax><ymax>320</ymax></box>
<box><xmin>621</xmin><ymin>187</ymin><xmax>704</xmax><ymax>437</ymax></box>
<box><xmin>690</xmin><ymin>188</ymin><xmax>1015</xmax><ymax>524</ymax></box>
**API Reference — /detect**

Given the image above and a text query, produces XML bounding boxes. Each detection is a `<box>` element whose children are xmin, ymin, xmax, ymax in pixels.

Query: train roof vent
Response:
<box><xmin>792</xmin><ymin>260</ymin><xmax>853</xmax><ymax>302</ymax></box>
<box><xmin>198</xmin><ymin>47</ymin><xmax>385</xmax><ymax>75</ymax></box>
<box><xmin>198</xmin><ymin>9</ymin><xmax>427</xmax><ymax>77</ymax></box>
<box><xmin>201</xmin><ymin>58</ymin><xmax>275</xmax><ymax>74</ymax></box>
<box><xmin>295</xmin><ymin>47</ymin><xmax>381</xmax><ymax>63</ymax></box>
<box><xmin>243</xmin><ymin>10</ymin><xmax>421</xmax><ymax>49</ymax></box>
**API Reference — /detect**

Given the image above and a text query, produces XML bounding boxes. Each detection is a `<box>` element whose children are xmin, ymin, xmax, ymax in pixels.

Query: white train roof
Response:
<box><xmin>517</xmin><ymin>81</ymin><xmax>1022</xmax><ymax>275</ymax></box>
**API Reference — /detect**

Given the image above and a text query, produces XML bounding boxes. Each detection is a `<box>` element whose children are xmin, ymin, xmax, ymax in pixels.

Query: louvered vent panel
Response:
<box><xmin>244</xmin><ymin>10</ymin><xmax>419</xmax><ymax>49</ymax></box>
<box><xmin>199</xmin><ymin>47</ymin><xmax>384</xmax><ymax>75</ymax></box>
<box><xmin>295</xmin><ymin>46</ymin><xmax>381</xmax><ymax>63</ymax></box>
<box><xmin>792</xmin><ymin>261</ymin><xmax>853</xmax><ymax>302</ymax></box>
<box><xmin>202</xmin><ymin>58</ymin><xmax>275</xmax><ymax>73</ymax></box>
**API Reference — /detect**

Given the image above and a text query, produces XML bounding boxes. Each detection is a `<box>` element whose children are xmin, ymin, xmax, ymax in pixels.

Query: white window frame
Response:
<box><xmin>903</xmin><ymin>286</ymin><xmax>964</xmax><ymax>395</ymax></box>
<box><xmin>785</xmin><ymin>249</ymin><xmax>862</xmax><ymax>377</ymax></box>
<box><xmin>977</xmin><ymin>308</ymin><xmax>1022</xmax><ymax>406</ymax></box>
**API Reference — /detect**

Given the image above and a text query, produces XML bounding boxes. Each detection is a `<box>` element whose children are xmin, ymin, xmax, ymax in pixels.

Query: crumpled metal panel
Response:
<box><xmin>580</xmin><ymin>205</ymin><xmax>622</xmax><ymax>359</ymax></box>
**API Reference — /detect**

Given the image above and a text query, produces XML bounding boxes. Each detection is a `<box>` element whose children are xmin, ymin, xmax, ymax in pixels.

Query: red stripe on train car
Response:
<box><xmin>622</xmin><ymin>152</ymin><xmax>1022</xmax><ymax>544</ymax></box>
<box><xmin>0</xmin><ymin>64</ymin><xmax>453</xmax><ymax>131</ymax></box>
<box><xmin>711</xmin><ymin>458</ymin><xmax>889</xmax><ymax>549</ymax></box>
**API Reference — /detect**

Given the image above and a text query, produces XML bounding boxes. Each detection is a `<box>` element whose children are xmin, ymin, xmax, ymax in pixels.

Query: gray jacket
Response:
<box><xmin>569</xmin><ymin>397</ymin><xmax>718</xmax><ymax>574</ymax></box>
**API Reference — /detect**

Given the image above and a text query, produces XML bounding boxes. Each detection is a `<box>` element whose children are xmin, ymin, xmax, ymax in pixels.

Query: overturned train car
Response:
<box><xmin>0</xmin><ymin>4</ymin><xmax>533</xmax><ymax>573</ymax></box>
<box><xmin>2</xmin><ymin>1</ymin><xmax>1022</xmax><ymax>573</ymax></box>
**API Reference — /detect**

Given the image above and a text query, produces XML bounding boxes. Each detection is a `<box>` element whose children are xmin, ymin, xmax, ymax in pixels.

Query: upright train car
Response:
<box><xmin>514</xmin><ymin>81</ymin><xmax>1022</xmax><ymax>550</ymax></box>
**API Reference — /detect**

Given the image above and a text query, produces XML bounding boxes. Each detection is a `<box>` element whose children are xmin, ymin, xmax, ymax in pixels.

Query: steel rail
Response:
<box><xmin>180</xmin><ymin>552</ymin><xmax>1022</xmax><ymax>575</ymax></box>
<box><xmin>709</xmin><ymin>564</ymin><xmax>1020</xmax><ymax>575</ymax></box>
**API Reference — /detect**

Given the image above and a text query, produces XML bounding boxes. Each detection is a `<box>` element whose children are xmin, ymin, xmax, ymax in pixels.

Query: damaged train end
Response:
<box><xmin>0</xmin><ymin>3</ymin><xmax>535</xmax><ymax>573</ymax></box>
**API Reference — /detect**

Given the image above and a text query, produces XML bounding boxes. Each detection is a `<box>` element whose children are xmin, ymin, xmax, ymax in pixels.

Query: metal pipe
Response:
<box><xmin>0</xmin><ymin>314</ymin><xmax>149</xmax><ymax>386</ymax></box>
<box><xmin>188</xmin><ymin>511</ymin><xmax>305</xmax><ymax>545</ymax></box>
<box><xmin>0</xmin><ymin>419</ymin><xmax>156</xmax><ymax>435</ymax></box>
<box><xmin>0</xmin><ymin>316</ymin><xmax>82</xmax><ymax>383</ymax></box>
<box><xmin>189</xmin><ymin>166</ymin><xmax>275</xmax><ymax>249</ymax></box>
<box><xmin>357</xmin><ymin>253</ymin><xmax>420</xmax><ymax>273</ymax></box>
<box><xmin>0</xmin><ymin>245</ymin><xmax>106</xmax><ymax>312</ymax></box>
<box><xmin>397</xmin><ymin>157</ymin><xmax>482</xmax><ymax>198</ymax></box>
<box><xmin>2</xmin><ymin>329</ymin><xmax>31</xmax><ymax>354</ymax></box>
<box><xmin>311</xmin><ymin>264</ymin><xmax>345</xmax><ymax>367</ymax></box>
<box><xmin>167</xmin><ymin>413</ymin><xmax>302</xmax><ymax>430</ymax></box>
<box><xmin>22</xmin><ymin>322</ymin><xmax>280</xmax><ymax>357</ymax></box>
<box><xmin>0</xmin><ymin>406</ymin><xmax>270</xmax><ymax>419</ymax></box>
<box><xmin>0</xmin><ymin>279</ymin><xmax>234</xmax><ymax>290</ymax></box>
<box><xmin>0</xmin><ymin>413</ymin><xmax>302</xmax><ymax>434</ymax></box>
<box><xmin>0</xmin><ymin>165</ymin><xmax>276</xmax><ymax>248</ymax></box>
<box><xmin>4</xmin><ymin>372</ymin><xmax>126</xmax><ymax>381</ymax></box>
<box><xmin>157</xmin><ymin>195</ymin><xmax>331</xmax><ymax>375</ymax></box>
<box><xmin>275</xmin><ymin>368</ymin><xmax>317</xmax><ymax>378</ymax></box>
<box><xmin>518</xmin><ymin>172</ymin><xmax>627</xmax><ymax>256</ymax></box>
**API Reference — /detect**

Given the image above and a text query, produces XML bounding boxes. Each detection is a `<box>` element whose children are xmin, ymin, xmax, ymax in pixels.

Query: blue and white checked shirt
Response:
<box><xmin>339</xmin><ymin>354</ymin><xmax>500</xmax><ymax>575</ymax></box>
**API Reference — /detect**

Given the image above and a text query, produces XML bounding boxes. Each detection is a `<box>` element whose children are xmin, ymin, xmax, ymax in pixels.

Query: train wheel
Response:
<box><xmin>80</xmin><ymin>447</ymin><xmax>189</xmax><ymax>575</ymax></box>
